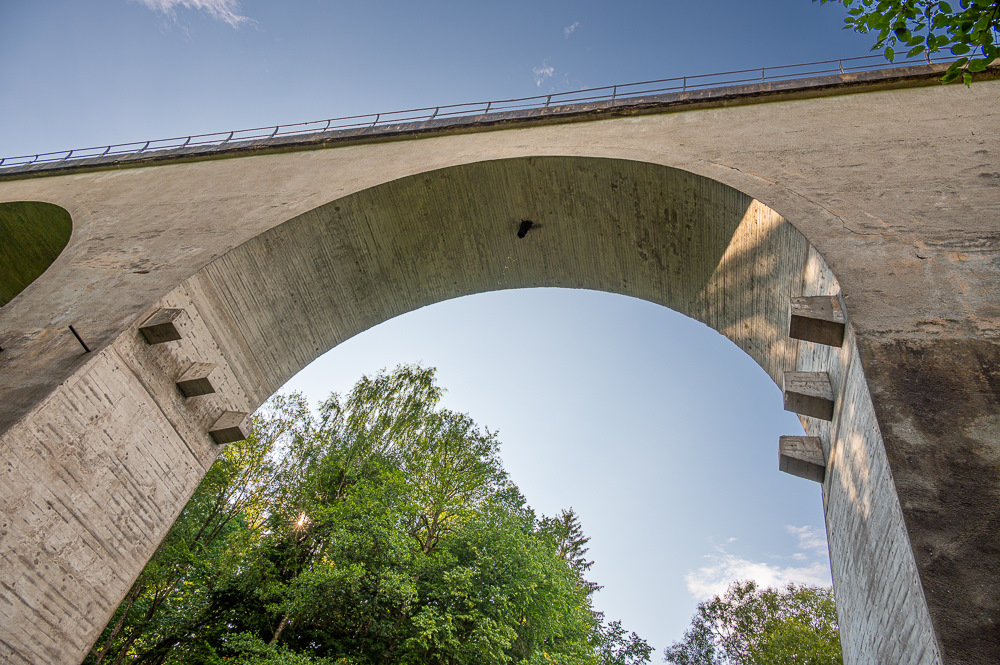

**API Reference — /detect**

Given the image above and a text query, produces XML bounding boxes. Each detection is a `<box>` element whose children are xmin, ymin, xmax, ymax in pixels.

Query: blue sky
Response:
<box><xmin>1</xmin><ymin>0</ymin><xmax>879</xmax><ymax>654</ymax></box>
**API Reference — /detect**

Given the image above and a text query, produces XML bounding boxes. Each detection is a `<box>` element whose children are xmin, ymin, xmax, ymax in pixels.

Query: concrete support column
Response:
<box><xmin>858</xmin><ymin>337</ymin><xmax>1000</xmax><ymax>665</ymax></box>
<box><xmin>0</xmin><ymin>294</ymin><xmax>252</xmax><ymax>665</ymax></box>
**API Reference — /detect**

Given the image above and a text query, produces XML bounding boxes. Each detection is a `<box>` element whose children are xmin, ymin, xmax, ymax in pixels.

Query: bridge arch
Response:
<box><xmin>170</xmin><ymin>157</ymin><xmax>933</xmax><ymax>662</ymax></box>
<box><xmin>62</xmin><ymin>156</ymin><xmax>932</xmax><ymax>664</ymax></box>
<box><xmin>2</xmin><ymin>74</ymin><xmax>998</xmax><ymax>665</ymax></box>
<box><xmin>192</xmin><ymin>156</ymin><xmax>804</xmax><ymax>396</ymax></box>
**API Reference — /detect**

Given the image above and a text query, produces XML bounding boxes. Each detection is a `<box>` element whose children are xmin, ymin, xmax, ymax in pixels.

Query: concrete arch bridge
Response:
<box><xmin>0</xmin><ymin>64</ymin><xmax>998</xmax><ymax>664</ymax></box>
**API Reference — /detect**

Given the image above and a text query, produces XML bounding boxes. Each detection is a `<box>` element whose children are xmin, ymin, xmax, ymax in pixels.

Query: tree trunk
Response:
<box><xmin>93</xmin><ymin>582</ymin><xmax>143</xmax><ymax>663</ymax></box>
<box><xmin>270</xmin><ymin>613</ymin><xmax>291</xmax><ymax>645</ymax></box>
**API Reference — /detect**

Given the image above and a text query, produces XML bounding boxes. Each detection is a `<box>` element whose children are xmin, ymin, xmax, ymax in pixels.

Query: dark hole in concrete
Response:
<box><xmin>517</xmin><ymin>220</ymin><xmax>534</xmax><ymax>238</ymax></box>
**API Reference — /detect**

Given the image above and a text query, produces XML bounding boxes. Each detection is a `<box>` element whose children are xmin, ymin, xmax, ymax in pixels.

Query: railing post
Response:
<box><xmin>545</xmin><ymin>95</ymin><xmax>552</xmax><ymax>108</ymax></box>
<box><xmin>612</xmin><ymin>85</ymin><xmax>617</xmax><ymax>102</ymax></box>
<box><xmin>371</xmin><ymin>114</ymin><xmax>380</xmax><ymax>127</ymax></box>
<box><xmin>683</xmin><ymin>76</ymin><xmax>687</xmax><ymax>91</ymax></box>
<box><xmin>839</xmin><ymin>59</ymin><xmax>845</xmax><ymax>74</ymax></box>
<box><xmin>761</xmin><ymin>67</ymin><xmax>766</xmax><ymax>82</ymax></box>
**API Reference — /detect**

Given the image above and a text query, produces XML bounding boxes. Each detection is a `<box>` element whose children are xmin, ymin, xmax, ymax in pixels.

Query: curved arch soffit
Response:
<box><xmin>0</xmin><ymin>201</ymin><xmax>73</xmax><ymax>308</ymax></box>
<box><xmin>186</xmin><ymin>156</ymin><xmax>839</xmax><ymax>409</ymax></box>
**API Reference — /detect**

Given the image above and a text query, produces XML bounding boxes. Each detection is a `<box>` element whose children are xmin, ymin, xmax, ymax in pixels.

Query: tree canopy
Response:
<box><xmin>820</xmin><ymin>0</ymin><xmax>1000</xmax><ymax>84</ymax></box>
<box><xmin>87</xmin><ymin>365</ymin><xmax>651</xmax><ymax>665</ymax></box>
<box><xmin>663</xmin><ymin>581</ymin><xmax>842</xmax><ymax>665</ymax></box>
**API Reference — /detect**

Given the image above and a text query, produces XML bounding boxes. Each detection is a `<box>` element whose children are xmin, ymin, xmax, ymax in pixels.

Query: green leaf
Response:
<box><xmin>951</xmin><ymin>43</ymin><xmax>971</xmax><ymax>54</ymax></box>
<box><xmin>967</xmin><ymin>57</ymin><xmax>987</xmax><ymax>72</ymax></box>
<box><xmin>963</xmin><ymin>71</ymin><xmax>973</xmax><ymax>86</ymax></box>
<box><xmin>886</xmin><ymin>46</ymin><xmax>895</xmax><ymax>61</ymax></box>
<box><xmin>907</xmin><ymin>45</ymin><xmax>926</xmax><ymax>57</ymax></box>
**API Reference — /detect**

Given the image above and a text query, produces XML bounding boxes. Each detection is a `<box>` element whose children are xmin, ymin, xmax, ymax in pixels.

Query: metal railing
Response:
<box><xmin>0</xmin><ymin>54</ymin><xmax>943</xmax><ymax>169</ymax></box>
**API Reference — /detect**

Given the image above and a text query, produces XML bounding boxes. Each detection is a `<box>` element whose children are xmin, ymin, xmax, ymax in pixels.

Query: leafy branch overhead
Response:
<box><xmin>820</xmin><ymin>0</ymin><xmax>1000</xmax><ymax>83</ymax></box>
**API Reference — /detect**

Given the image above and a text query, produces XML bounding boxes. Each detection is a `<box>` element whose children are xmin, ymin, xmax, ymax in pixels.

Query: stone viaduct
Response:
<box><xmin>0</xmin><ymin>64</ymin><xmax>998</xmax><ymax>664</ymax></box>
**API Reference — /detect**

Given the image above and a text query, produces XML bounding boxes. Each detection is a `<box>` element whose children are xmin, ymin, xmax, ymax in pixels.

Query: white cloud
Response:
<box><xmin>786</xmin><ymin>524</ymin><xmax>827</xmax><ymax>552</ymax></box>
<box><xmin>684</xmin><ymin>526</ymin><xmax>832</xmax><ymax>602</ymax></box>
<box><xmin>532</xmin><ymin>64</ymin><xmax>555</xmax><ymax>87</ymax></box>
<box><xmin>131</xmin><ymin>0</ymin><xmax>250</xmax><ymax>28</ymax></box>
<box><xmin>564</xmin><ymin>21</ymin><xmax>579</xmax><ymax>38</ymax></box>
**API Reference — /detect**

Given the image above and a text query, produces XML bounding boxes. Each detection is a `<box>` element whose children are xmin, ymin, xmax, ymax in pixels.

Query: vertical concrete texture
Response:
<box><xmin>0</xmin><ymin>73</ymin><xmax>997</xmax><ymax>664</ymax></box>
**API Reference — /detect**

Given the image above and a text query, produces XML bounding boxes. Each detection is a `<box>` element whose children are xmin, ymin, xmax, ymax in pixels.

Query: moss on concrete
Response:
<box><xmin>0</xmin><ymin>201</ymin><xmax>71</xmax><ymax>307</ymax></box>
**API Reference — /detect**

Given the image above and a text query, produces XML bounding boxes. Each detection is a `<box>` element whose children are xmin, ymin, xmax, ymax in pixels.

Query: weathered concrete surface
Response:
<box><xmin>0</xmin><ymin>69</ymin><xmax>998</xmax><ymax>664</ymax></box>
<box><xmin>860</xmin><ymin>338</ymin><xmax>1000</xmax><ymax>663</ymax></box>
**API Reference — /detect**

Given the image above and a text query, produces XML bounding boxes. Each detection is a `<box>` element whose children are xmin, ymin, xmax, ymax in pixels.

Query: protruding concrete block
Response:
<box><xmin>176</xmin><ymin>363</ymin><xmax>218</xmax><ymax>398</ymax></box>
<box><xmin>209</xmin><ymin>411</ymin><xmax>250</xmax><ymax>445</ymax></box>
<box><xmin>779</xmin><ymin>436</ymin><xmax>826</xmax><ymax>482</ymax></box>
<box><xmin>789</xmin><ymin>296</ymin><xmax>846</xmax><ymax>347</ymax></box>
<box><xmin>783</xmin><ymin>371</ymin><xmax>835</xmax><ymax>421</ymax></box>
<box><xmin>139</xmin><ymin>308</ymin><xmax>185</xmax><ymax>344</ymax></box>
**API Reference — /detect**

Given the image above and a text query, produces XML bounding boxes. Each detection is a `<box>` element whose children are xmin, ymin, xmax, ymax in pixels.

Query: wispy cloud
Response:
<box><xmin>131</xmin><ymin>0</ymin><xmax>250</xmax><ymax>28</ymax></box>
<box><xmin>564</xmin><ymin>21</ymin><xmax>579</xmax><ymax>38</ymax></box>
<box><xmin>787</xmin><ymin>524</ymin><xmax>827</xmax><ymax>553</ymax></box>
<box><xmin>685</xmin><ymin>526</ymin><xmax>832</xmax><ymax>602</ymax></box>
<box><xmin>532</xmin><ymin>63</ymin><xmax>555</xmax><ymax>87</ymax></box>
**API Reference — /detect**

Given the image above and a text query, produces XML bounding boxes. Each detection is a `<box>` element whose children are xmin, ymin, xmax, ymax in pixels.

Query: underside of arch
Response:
<box><xmin>188</xmin><ymin>156</ymin><xmax>812</xmax><ymax>402</ymax></box>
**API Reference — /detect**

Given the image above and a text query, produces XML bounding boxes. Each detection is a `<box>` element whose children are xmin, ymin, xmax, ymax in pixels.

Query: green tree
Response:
<box><xmin>539</xmin><ymin>508</ymin><xmax>596</xmax><ymax>584</ymax></box>
<box><xmin>536</xmin><ymin>509</ymin><xmax>651</xmax><ymax>665</ymax></box>
<box><xmin>819</xmin><ymin>0</ymin><xmax>1000</xmax><ymax>83</ymax></box>
<box><xmin>90</xmin><ymin>365</ymin><xmax>651</xmax><ymax>665</ymax></box>
<box><xmin>663</xmin><ymin>581</ymin><xmax>842</xmax><ymax>665</ymax></box>
<box><xmin>86</xmin><ymin>396</ymin><xmax>307</xmax><ymax>665</ymax></box>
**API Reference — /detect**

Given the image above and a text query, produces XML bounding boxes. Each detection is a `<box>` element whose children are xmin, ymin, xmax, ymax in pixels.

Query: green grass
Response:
<box><xmin>1</xmin><ymin>201</ymin><xmax>72</xmax><ymax>307</ymax></box>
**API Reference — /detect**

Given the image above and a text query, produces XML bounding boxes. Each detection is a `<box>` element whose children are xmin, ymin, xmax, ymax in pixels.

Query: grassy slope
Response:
<box><xmin>0</xmin><ymin>201</ymin><xmax>72</xmax><ymax>307</ymax></box>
